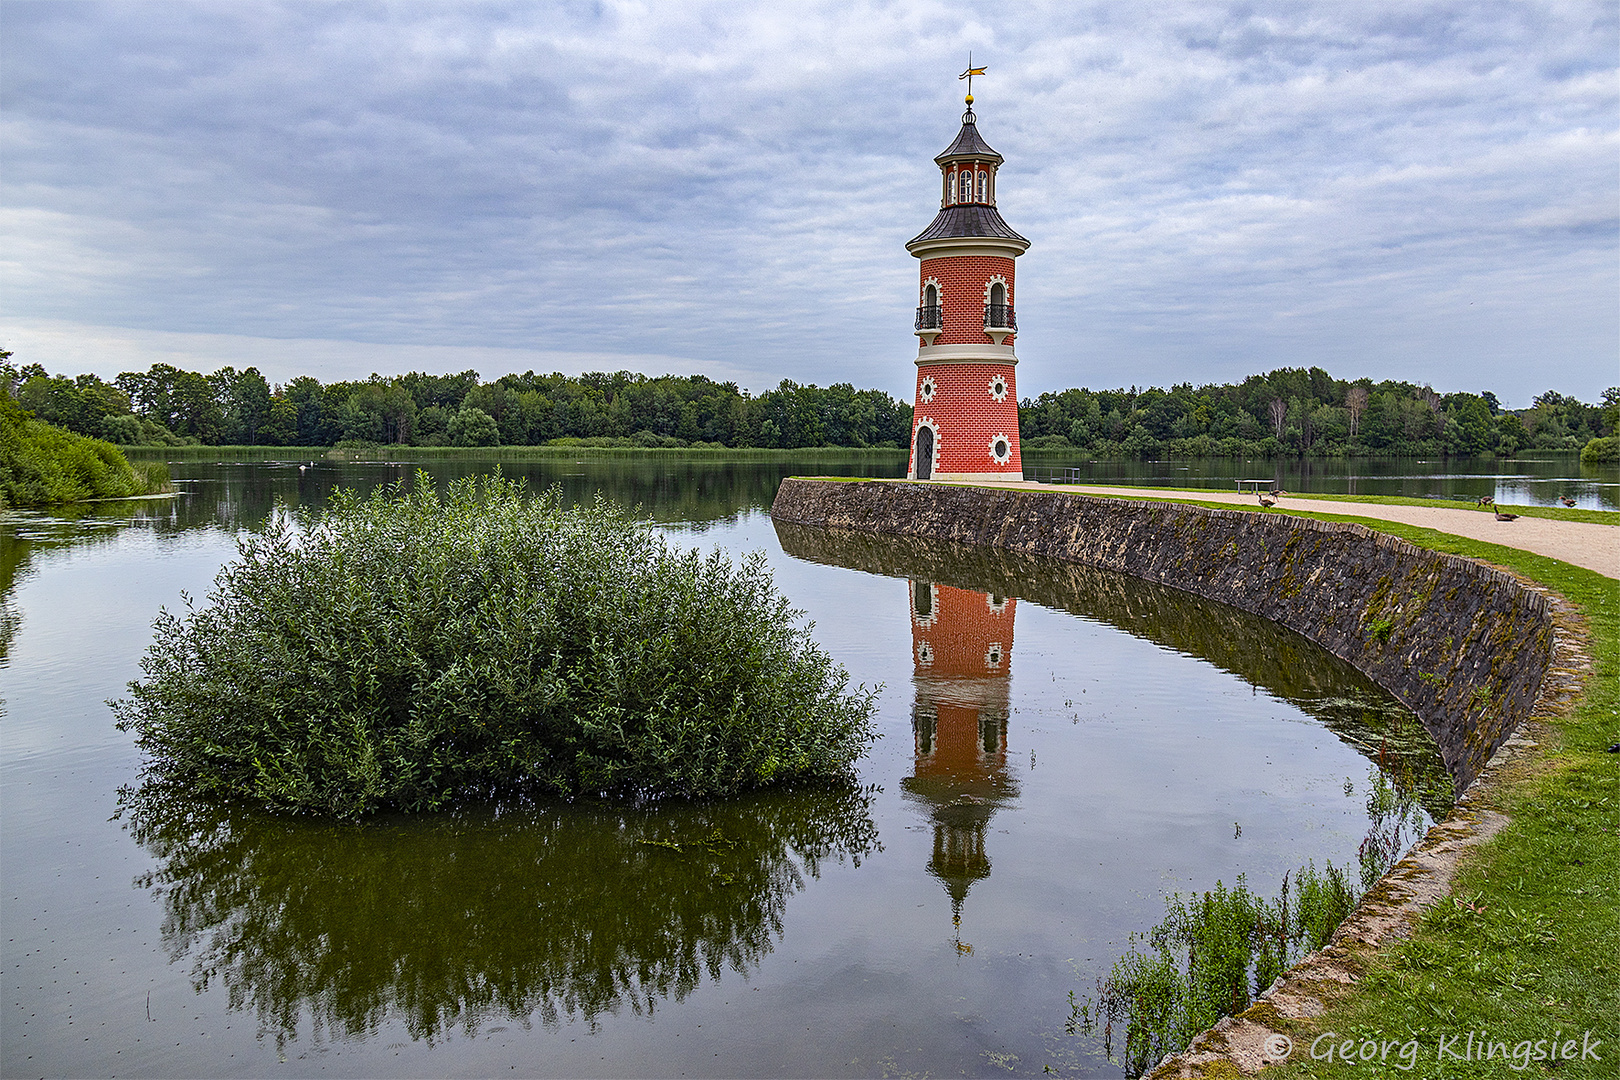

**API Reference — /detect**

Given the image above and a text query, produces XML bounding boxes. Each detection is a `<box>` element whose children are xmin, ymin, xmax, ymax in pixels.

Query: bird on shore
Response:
<box><xmin>1269</xmin><ymin>487</ymin><xmax>1288</xmax><ymax>498</ymax></box>
<box><xmin>1560</xmin><ymin>495</ymin><xmax>1576</xmax><ymax>507</ymax></box>
<box><xmin>1258</xmin><ymin>493</ymin><xmax>1276</xmax><ymax>507</ymax></box>
<box><xmin>1476</xmin><ymin>495</ymin><xmax>1495</xmax><ymax>506</ymax></box>
<box><xmin>1494</xmin><ymin>506</ymin><xmax>1519</xmax><ymax>521</ymax></box>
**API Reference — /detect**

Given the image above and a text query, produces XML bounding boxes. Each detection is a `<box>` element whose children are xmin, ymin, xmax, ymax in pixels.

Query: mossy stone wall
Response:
<box><xmin>770</xmin><ymin>479</ymin><xmax>1554</xmax><ymax>793</ymax></box>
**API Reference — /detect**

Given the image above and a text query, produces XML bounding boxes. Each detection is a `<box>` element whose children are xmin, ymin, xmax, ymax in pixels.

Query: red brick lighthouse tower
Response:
<box><xmin>906</xmin><ymin>70</ymin><xmax>1030</xmax><ymax>481</ymax></box>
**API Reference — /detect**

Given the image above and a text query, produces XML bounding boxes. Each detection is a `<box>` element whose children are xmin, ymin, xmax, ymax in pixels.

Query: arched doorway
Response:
<box><xmin>915</xmin><ymin>425</ymin><xmax>934</xmax><ymax>480</ymax></box>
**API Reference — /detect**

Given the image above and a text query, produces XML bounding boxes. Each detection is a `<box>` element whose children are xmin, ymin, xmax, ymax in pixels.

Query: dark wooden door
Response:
<box><xmin>915</xmin><ymin>425</ymin><xmax>933</xmax><ymax>480</ymax></box>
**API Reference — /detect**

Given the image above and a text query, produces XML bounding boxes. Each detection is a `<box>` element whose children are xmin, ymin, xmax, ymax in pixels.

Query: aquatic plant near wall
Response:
<box><xmin>113</xmin><ymin>473</ymin><xmax>878</xmax><ymax>817</ymax></box>
<box><xmin>1067</xmin><ymin>769</ymin><xmax>1433</xmax><ymax>1078</ymax></box>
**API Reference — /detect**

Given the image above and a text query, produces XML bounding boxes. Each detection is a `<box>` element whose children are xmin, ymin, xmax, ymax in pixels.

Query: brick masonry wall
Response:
<box><xmin>911</xmin><ymin>363</ymin><xmax>1022</xmax><ymax>476</ymax></box>
<box><xmin>771</xmin><ymin>479</ymin><xmax>1555</xmax><ymax>794</ymax></box>
<box><xmin>918</xmin><ymin>255</ymin><xmax>1015</xmax><ymax>347</ymax></box>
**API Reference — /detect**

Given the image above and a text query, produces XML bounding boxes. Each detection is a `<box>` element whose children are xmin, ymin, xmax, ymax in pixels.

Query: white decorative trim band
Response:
<box><xmin>916</xmin><ymin>344</ymin><xmax>1018</xmax><ymax>365</ymax></box>
<box><xmin>907</xmin><ymin>239</ymin><xmax>1030</xmax><ymax>259</ymax></box>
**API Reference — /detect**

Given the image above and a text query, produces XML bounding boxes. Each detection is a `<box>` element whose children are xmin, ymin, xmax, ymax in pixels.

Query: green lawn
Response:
<box><xmin>1212</xmin><ymin>523</ymin><xmax>1617</xmax><ymax>1080</ymax></box>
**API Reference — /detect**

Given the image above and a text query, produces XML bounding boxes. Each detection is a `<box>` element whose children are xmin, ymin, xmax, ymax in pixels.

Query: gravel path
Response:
<box><xmin>955</xmin><ymin>481</ymin><xmax>1620</xmax><ymax>579</ymax></box>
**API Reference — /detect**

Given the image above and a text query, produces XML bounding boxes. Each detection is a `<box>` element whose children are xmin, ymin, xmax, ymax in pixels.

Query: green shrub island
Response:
<box><xmin>114</xmin><ymin>473</ymin><xmax>879</xmax><ymax>818</ymax></box>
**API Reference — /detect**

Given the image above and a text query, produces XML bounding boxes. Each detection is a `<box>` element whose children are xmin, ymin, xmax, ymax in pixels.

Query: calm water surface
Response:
<box><xmin>1023</xmin><ymin>453</ymin><xmax>1618</xmax><ymax>509</ymax></box>
<box><xmin>4</xmin><ymin>458</ymin><xmax>1453</xmax><ymax>1077</ymax></box>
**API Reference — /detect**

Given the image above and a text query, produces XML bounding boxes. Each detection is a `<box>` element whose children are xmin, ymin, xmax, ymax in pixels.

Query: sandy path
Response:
<box><xmin>947</xmin><ymin>480</ymin><xmax>1620</xmax><ymax>580</ymax></box>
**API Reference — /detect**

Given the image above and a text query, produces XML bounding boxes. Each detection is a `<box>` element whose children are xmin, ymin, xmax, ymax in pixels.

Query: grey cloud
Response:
<box><xmin>1</xmin><ymin>0</ymin><xmax>1613</xmax><ymax>405</ymax></box>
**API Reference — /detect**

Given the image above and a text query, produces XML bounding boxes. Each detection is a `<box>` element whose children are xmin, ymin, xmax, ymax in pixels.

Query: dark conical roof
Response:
<box><xmin>907</xmin><ymin>205</ymin><xmax>1029</xmax><ymax>250</ymax></box>
<box><xmin>934</xmin><ymin>107</ymin><xmax>1002</xmax><ymax>164</ymax></box>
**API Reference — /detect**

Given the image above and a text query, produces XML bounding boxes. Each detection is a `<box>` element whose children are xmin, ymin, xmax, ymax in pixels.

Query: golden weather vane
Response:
<box><xmin>959</xmin><ymin>55</ymin><xmax>986</xmax><ymax>105</ymax></box>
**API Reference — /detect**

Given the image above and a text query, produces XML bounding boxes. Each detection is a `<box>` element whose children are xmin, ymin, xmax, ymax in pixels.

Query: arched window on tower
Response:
<box><xmin>959</xmin><ymin>170</ymin><xmax>973</xmax><ymax>204</ymax></box>
<box><xmin>976</xmin><ymin>171</ymin><xmax>987</xmax><ymax>201</ymax></box>
<box><xmin>985</xmin><ymin>280</ymin><xmax>1014</xmax><ymax>337</ymax></box>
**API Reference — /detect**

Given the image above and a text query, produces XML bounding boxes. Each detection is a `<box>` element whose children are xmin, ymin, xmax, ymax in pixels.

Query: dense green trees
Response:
<box><xmin>1019</xmin><ymin>367</ymin><xmax>1615</xmax><ymax>459</ymax></box>
<box><xmin>7</xmin><ymin>352</ymin><xmax>1614</xmax><ymax>457</ymax></box>
<box><xmin>0</xmin><ymin>353</ymin><xmax>170</xmax><ymax>508</ymax></box>
<box><xmin>23</xmin><ymin>362</ymin><xmax>910</xmax><ymax>451</ymax></box>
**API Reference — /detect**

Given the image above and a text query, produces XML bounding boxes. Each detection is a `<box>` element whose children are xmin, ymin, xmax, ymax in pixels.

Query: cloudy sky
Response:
<box><xmin>2</xmin><ymin>1</ymin><xmax>1615</xmax><ymax>406</ymax></box>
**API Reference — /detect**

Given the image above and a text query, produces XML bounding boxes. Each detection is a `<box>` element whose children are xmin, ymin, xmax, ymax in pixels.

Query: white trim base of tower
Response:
<box><xmin>914</xmin><ymin>471</ymin><xmax>1028</xmax><ymax>483</ymax></box>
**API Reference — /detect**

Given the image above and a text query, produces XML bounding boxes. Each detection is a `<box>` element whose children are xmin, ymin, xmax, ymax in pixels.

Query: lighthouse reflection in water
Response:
<box><xmin>901</xmin><ymin>578</ymin><xmax>1020</xmax><ymax>946</ymax></box>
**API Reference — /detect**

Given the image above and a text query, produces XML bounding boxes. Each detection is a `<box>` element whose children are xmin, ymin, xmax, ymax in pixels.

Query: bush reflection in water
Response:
<box><xmin>118</xmin><ymin>782</ymin><xmax>879</xmax><ymax>1046</ymax></box>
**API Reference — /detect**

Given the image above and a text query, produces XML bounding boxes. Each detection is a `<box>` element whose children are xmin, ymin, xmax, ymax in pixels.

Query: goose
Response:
<box><xmin>1476</xmin><ymin>495</ymin><xmax>1495</xmax><ymax>506</ymax></box>
<box><xmin>1494</xmin><ymin>506</ymin><xmax>1519</xmax><ymax>521</ymax></box>
<box><xmin>1258</xmin><ymin>493</ymin><xmax>1276</xmax><ymax>507</ymax></box>
<box><xmin>1560</xmin><ymin>495</ymin><xmax>1576</xmax><ymax>507</ymax></box>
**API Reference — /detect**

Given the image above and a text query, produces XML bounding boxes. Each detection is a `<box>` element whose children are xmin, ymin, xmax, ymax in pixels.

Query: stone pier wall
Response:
<box><xmin>770</xmin><ymin>478</ymin><xmax>1554</xmax><ymax>793</ymax></box>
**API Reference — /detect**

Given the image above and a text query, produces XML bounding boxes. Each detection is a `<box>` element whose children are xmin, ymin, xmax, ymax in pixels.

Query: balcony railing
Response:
<box><xmin>984</xmin><ymin>304</ymin><xmax>1016</xmax><ymax>331</ymax></box>
<box><xmin>915</xmin><ymin>304</ymin><xmax>943</xmax><ymax>331</ymax></box>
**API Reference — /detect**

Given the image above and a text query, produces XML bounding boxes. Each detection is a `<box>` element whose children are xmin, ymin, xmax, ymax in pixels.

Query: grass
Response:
<box><xmin>1256</xmin><ymin>534</ymin><xmax>1618</xmax><ymax>1079</ymax></box>
<box><xmin>1018</xmin><ymin>483</ymin><xmax>1620</xmax><ymax>1077</ymax></box>
<box><xmin>826</xmin><ymin>477</ymin><xmax>1617</xmax><ymax>1076</ymax></box>
<box><xmin>1052</xmin><ymin>493</ymin><xmax>1619</xmax><ymax>1075</ymax></box>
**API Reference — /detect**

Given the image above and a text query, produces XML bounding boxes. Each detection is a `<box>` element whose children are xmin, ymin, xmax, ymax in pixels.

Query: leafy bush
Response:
<box><xmin>114</xmin><ymin>473</ymin><xmax>878</xmax><ymax>818</ymax></box>
<box><xmin>1580</xmin><ymin>436</ymin><xmax>1618</xmax><ymax>464</ymax></box>
<box><xmin>0</xmin><ymin>400</ymin><xmax>171</xmax><ymax>508</ymax></box>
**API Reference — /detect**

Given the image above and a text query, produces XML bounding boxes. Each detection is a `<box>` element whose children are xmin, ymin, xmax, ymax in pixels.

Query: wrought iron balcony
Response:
<box><xmin>915</xmin><ymin>304</ymin><xmax>943</xmax><ymax>331</ymax></box>
<box><xmin>984</xmin><ymin>304</ymin><xmax>1016</xmax><ymax>331</ymax></box>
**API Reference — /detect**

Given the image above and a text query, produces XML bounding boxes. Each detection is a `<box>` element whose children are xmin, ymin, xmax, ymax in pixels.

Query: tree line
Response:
<box><xmin>3</xmin><ymin>363</ymin><xmax>912</xmax><ymax>450</ymax></box>
<box><xmin>1020</xmin><ymin>368</ymin><xmax>1617</xmax><ymax>459</ymax></box>
<box><xmin>4</xmin><ymin>356</ymin><xmax>1615</xmax><ymax>457</ymax></box>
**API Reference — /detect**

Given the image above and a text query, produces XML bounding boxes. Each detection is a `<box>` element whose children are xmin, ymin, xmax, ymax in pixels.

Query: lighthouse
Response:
<box><xmin>906</xmin><ymin>72</ymin><xmax>1029</xmax><ymax>482</ymax></box>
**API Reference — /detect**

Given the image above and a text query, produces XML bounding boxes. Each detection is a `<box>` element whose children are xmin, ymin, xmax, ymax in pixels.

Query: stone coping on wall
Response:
<box><xmin>769</xmin><ymin>477</ymin><xmax>1587</xmax><ymax>1078</ymax></box>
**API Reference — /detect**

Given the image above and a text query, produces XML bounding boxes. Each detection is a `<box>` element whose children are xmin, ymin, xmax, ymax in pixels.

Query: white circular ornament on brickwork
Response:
<box><xmin>919</xmin><ymin>376</ymin><xmax>937</xmax><ymax>403</ymax></box>
<box><xmin>988</xmin><ymin>375</ymin><xmax>1008</xmax><ymax>402</ymax></box>
<box><xmin>988</xmin><ymin>433</ymin><xmax>1012</xmax><ymax>464</ymax></box>
<box><xmin>917</xmin><ymin>640</ymin><xmax>935</xmax><ymax>665</ymax></box>
<box><xmin>985</xmin><ymin>643</ymin><xmax>1004</xmax><ymax>668</ymax></box>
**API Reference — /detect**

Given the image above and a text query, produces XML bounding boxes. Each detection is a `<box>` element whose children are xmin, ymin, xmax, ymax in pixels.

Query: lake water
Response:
<box><xmin>3</xmin><ymin>457</ymin><xmax>1460</xmax><ymax>1077</ymax></box>
<box><xmin>1020</xmin><ymin>453</ymin><xmax>1618</xmax><ymax>510</ymax></box>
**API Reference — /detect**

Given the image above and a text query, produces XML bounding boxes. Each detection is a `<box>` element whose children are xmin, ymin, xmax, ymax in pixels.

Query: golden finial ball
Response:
<box><xmin>965</xmin><ymin>93</ymin><xmax>974</xmax><ymax>105</ymax></box>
